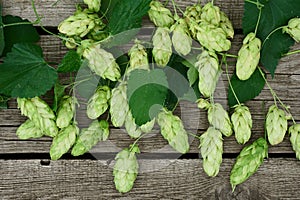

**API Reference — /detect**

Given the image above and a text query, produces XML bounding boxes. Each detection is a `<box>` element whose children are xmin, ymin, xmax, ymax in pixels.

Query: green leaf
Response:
<box><xmin>0</xmin><ymin>43</ymin><xmax>58</xmax><ymax>98</ymax></box>
<box><xmin>107</xmin><ymin>0</ymin><xmax>151</xmax><ymax>35</ymax></box>
<box><xmin>52</xmin><ymin>82</ymin><xmax>65</xmax><ymax>112</ymax></box>
<box><xmin>228</xmin><ymin>68</ymin><xmax>265</xmax><ymax>107</ymax></box>
<box><xmin>2</xmin><ymin>15</ymin><xmax>40</xmax><ymax>57</ymax></box>
<box><xmin>57</xmin><ymin>50</ymin><xmax>82</xmax><ymax>73</ymax></box>
<box><xmin>0</xmin><ymin>95</ymin><xmax>9</xmax><ymax>109</ymax></box>
<box><xmin>127</xmin><ymin>69</ymin><xmax>169</xmax><ymax>125</ymax></box>
<box><xmin>0</xmin><ymin>6</ymin><xmax>4</xmax><ymax>56</ymax></box>
<box><xmin>243</xmin><ymin>0</ymin><xmax>300</xmax><ymax>76</ymax></box>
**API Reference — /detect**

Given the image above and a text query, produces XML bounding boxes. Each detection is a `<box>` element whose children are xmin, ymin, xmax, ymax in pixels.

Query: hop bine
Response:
<box><xmin>71</xmin><ymin>120</ymin><xmax>109</xmax><ymax>156</ymax></box>
<box><xmin>16</xmin><ymin>119</ymin><xmax>44</xmax><ymax>140</ymax></box>
<box><xmin>236</xmin><ymin>32</ymin><xmax>261</xmax><ymax>81</ymax></box>
<box><xmin>289</xmin><ymin>124</ymin><xmax>300</xmax><ymax>160</ymax></box>
<box><xmin>148</xmin><ymin>0</ymin><xmax>174</xmax><ymax>28</ymax></box>
<box><xmin>283</xmin><ymin>18</ymin><xmax>300</xmax><ymax>43</ymax></box>
<box><xmin>230</xmin><ymin>138</ymin><xmax>268</xmax><ymax>190</ymax></box>
<box><xmin>56</xmin><ymin>95</ymin><xmax>77</xmax><ymax>129</ymax></box>
<box><xmin>157</xmin><ymin>109</ymin><xmax>190</xmax><ymax>154</ymax></box>
<box><xmin>127</xmin><ymin>40</ymin><xmax>149</xmax><ymax>74</ymax></box>
<box><xmin>87</xmin><ymin>86</ymin><xmax>111</xmax><ymax>120</ymax></box>
<box><xmin>266</xmin><ymin>105</ymin><xmax>288</xmax><ymax>145</ymax></box>
<box><xmin>195</xmin><ymin>50</ymin><xmax>220</xmax><ymax>98</ymax></box>
<box><xmin>113</xmin><ymin>145</ymin><xmax>140</xmax><ymax>193</ymax></box>
<box><xmin>231</xmin><ymin>105</ymin><xmax>252</xmax><ymax>145</ymax></box>
<box><xmin>199</xmin><ymin>127</ymin><xmax>223</xmax><ymax>177</ymax></box>
<box><xmin>171</xmin><ymin>18</ymin><xmax>192</xmax><ymax>56</ymax></box>
<box><xmin>152</xmin><ymin>27</ymin><xmax>172</xmax><ymax>67</ymax></box>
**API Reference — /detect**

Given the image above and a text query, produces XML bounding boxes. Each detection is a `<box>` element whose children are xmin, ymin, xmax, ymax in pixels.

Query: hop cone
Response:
<box><xmin>201</xmin><ymin>3</ymin><xmax>221</xmax><ymax>25</ymax></box>
<box><xmin>236</xmin><ymin>32</ymin><xmax>261</xmax><ymax>80</ymax></box>
<box><xmin>125</xmin><ymin>111</ymin><xmax>142</xmax><ymax>139</ymax></box>
<box><xmin>127</xmin><ymin>40</ymin><xmax>149</xmax><ymax>74</ymax></box>
<box><xmin>208</xmin><ymin>103</ymin><xmax>233</xmax><ymax>137</ymax></box>
<box><xmin>184</xmin><ymin>4</ymin><xmax>202</xmax><ymax>38</ymax></box>
<box><xmin>110</xmin><ymin>81</ymin><xmax>129</xmax><ymax>127</ymax></box>
<box><xmin>231</xmin><ymin>105</ymin><xmax>252</xmax><ymax>145</ymax></box>
<box><xmin>152</xmin><ymin>27</ymin><xmax>172</xmax><ymax>67</ymax></box>
<box><xmin>87</xmin><ymin>23</ymin><xmax>108</xmax><ymax>41</ymax></box>
<box><xmin>17</xmin><ymin>97</ymin><xmax>58</xmax><ymax>137</ymax></box>
<box><xmin>148</xmin><ymin>0</ymin><xmax>174</xmax><ymax>28</ymax></box>
<box><xmin>84</xmin><ymin>0</ymin><xmax>101</xmax><ymax>12</ymax></box>
<box><xmin>171</xmin><ymin>18</ymin><xmax>192</xmax><ymax>56</ymax></box>
<box><xmin>157</xmin><ymin>109</ymin><xmax>190</xmax><ymax>154</ymax></box>
<box><xmin>195</xmin><ymin>50</ymin><xmax>220</xmax><ymax>98</ymax></box>
<box><xmin>196</xmin><ymin>23</ymin><xmax>231</xmax><ymax>52</ymax></box>
<box><xmin>113</xmin><ymin>145</ymin><xmax>140</xmax><ymax>193</ymax></box>
<box><xmin>71</xmin><ymin>120</ymin><xmax>109</xmax><ymax>156</ymax></box>
<box><xmin>230</xmin><ymin>138</ymin><xmax>268</xmax><ymax>190</ymax></box>
<box><xmin>197</xmin><ymin>98</ymin><xmax>211</xmax><ymax>110</ymax></box>
<box><xmin>83</xmin><ymin>44</ymin><xmax>121</xmax><ymax>81</ymax></box>
<box><xmin>87</xmin><ymin>86</ymin><xmax>111</xmax><ymax>119</ymax></box>
<box><xmin>50</xmin><ymin>124</ymin><xmax>79</xmax><ymax>160</ymax></box>
<box><xmin>289</xmin><ymin>124</ymin><xmax>300</xmax><ymax>160</ymax></box>
<box><xmin>199</xmin><ymin>127</ymin><xmax>223</xmax><ymax>177</ymax></box>
<box><xmin>77</xmin><ymin>39</ymin><xmax>95</xmax><ymax>57</ymax></box>
<box><xmin>56</xmin><ymin>96</ymin><xmax>77</xmax><ymax>129</ymax></box>
<box><xmin>140</xmin><ymin>118</ymin><xmax>155</xmax><ymax>133</ymax></box>
<box><xmin>283</xmin><ymin>18</ymin><xmax>300</xmax><ymax>43</ymax></box>
<box><xmin>266</xmin><ymin>105</ymin><xmax>288</xmax><ymax>145</ymax></box>
<box><xmin>16</xmin><ymin>119</ymin><xmax>44</xmax><ymax>140</ymax></box>
<box><xmin>220</xmin><ymin>11</ymin><xmax>234</xmax><ymax>39</ymax></box>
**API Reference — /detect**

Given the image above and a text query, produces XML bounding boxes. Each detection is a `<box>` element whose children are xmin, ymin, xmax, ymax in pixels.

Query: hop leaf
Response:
<box><xmin>236</xmin><ymin>32</ymin><xmax>261</xmax><ymax>81</ymax></box>
<box><xmin>71</xmin><ymin>120</ymin><xmax>109</xmax><ymax>156</ymax></box>
<box><xmin>113</xmin><ymin>145</ymin><xmax>140</xmax><ymax>193</ymax></box>
<box><xmin>230</xmin><ymin>138</ymin><xmax>268</xmax><ymax>190</ymax></box>
<box><xmin>201</xmin><ymin>2</ymin><xmax>221</xmax><ymax>26</ymax></box>
<box><xmin>208</xmin><ymin>103</ymin><xmax>233</xmax><ymax>137</ymax></box>
<box><xmin>283</xmin><ymin>18</ymin><xmax>300</xmax><ymax>43</ymax></box>
<box><xmin>266</xmin><ymin>105</ymin><xmax>288</xmax><ymax>145</ymax></box>
<box><xmin>231</xmin><ymin>105</ymin><xmax>252</xmax><ymax>145</ymax></box>
<box><xmin>289</xmin><ymin>124</ymin><xmax>300</xmax><ymax>160</ymax></box>
<box><xmin>127</xmin><ymin>40</ymin><xmax>149</xmax><ymax>74</ymax></box>
<box><xmin>199</xmin><ymin>127</ymin><xmax>223</xmax><ymax>177</ymax></box>
<box><xmin>17</xmin><ymin>97</ymin><xmax>58</xmax><ymax>137</ymax></box>
<box><xmin>16</xmin><ymin>119</ymin><xmax>44</xmax><ymax>140</ymax></box>
<box><xmin>157</xmin><ymin>109</ymin><xmax>190</xmax><ymax>154</ymax></box>
<box><xmin>84</xmin><ymin>0</ymin><xmax>101</xmax><ymax>12</ymax></box>
<box><xmin>110</xmin><ymin>81</ymin><xmax>129</xmax><ymax>127</ymax></box>
<box><xmin>87</xmin><ymin>86</ymin><xmax>111</xmax><ymax>120</ymax></box>
<box><xmin>50</xmin><ymin>124</ymin><xmax>79</xmax><ymax>160</ymax></box>
<box><xmin>171</xmin><ymin>18</ymin><xmax>192</xmax><ymax>56</ymax></box>
<box><xmin>56</xmin><ymin>95</ymin><xmax>77</xmax><ymax>129</ymax></box>
<box><xmin>148</xmin><ymin>0</ymin><xmax>174</xmax><ymax>28</ymax></box>
<box><xmin>152</xmin><ymin>27</ymin><xmax>172</xmax><ymax>67</ymax></box>
<box><xmin>195</xmin><ymin>50</ymin><xmax>220</xmax><ymax>98</ymax></box>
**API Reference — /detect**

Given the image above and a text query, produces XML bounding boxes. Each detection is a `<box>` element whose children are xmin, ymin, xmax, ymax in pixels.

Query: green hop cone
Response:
<box><xmin>87</xmin><ymin>86</ymin><xmax>111</xmax><ymax>120</ymax></box>
<box><xmin>84</xmin><ymin>0</ymin><xmax>101</xmax><ymax>12</ymax></box>
<box><xmin>157</xmin><ymin>109</ymin><xmax>190</xmax><ymax>154</ymax></box>
<box><xmin>125</xmin><ymin>111</ymin><xmax>142</xmax><ymax>139</ymax></box>
<box><xmin>220</xmin><ymin>11</ymin><xmax>234</xmax><ymax>39</ymax></box>
<box><xmin>236</xmin><ymin>32</ymin><xmax>261</xmax><ymax>81</ymax></box>
<box><xmin>56</xmin><ymin>96</ymin><xmax>77</xmax><ymax>129</ymax></box>
<box><xmin>196</xmin><ymin>98</ymin><xmax>211</xmax><ymax>110</ymax></box>
<box><xmin>266</xmin><ymin>105</ymin><xmax>288</xmax><ymax>145</ymax></box>
<box><xmin>230</xmin><ymin>138</ymin><xmax>268</xmax><ymax>190</ymax></box>
<box><xmin>195</xmin><ymin>50</ymin><xmax>220</xmax><ymax>98</ymax></box>
<box><xmin>110</xmin><ymin>81</ymin><xmax>129</xmax><ymax>127</ymax></box>
<box><xmin>184</xmin><ymin>4</ymin><xmax>202</xmax><ymax>38</ymax></box>
<box><xmin>289</xmin><ymin>124</ymin><xmax>300</xmax><ymax>160</ymax></box>
<box><xmin>148</xmin><ymin>0</ymin><xmax>174</xmax><ymax>28</ymax></box>
<box><xmin>77</xmin><ymin>39</ymin><xmax>95</xmax><ymax>57</ymax></box>
<box><xmin>83</xmin><ymin>44</ymin><xmax>121</xmax><ymax>81</ymax></box>
<box><xmin>231</xmin><ymin>105</ymin><xmax>252</xmax><ymax>145</ymax></box>
<box><xmin>171</xmin><ymin>18</ymin><xmax>192</xmax><ymax>56</ymax></box>
<box><xmin>16</xmin><ymin>119</ymin><xmax>44</xmax><ymax>140</ymax></box>
<box><xmin>17</xmin><ymin>97</ymin><xmax>58</xmax><ymax>137</ymax></box>
<box><xmin>199</xmin><ymin>127</ymin><xmax>223</xmax><ymax>177</ymax></box>
<box><xmin>196</xmin><ymin>23</ymin><xmax>231</xmax><ymax>52</ymax></box>
<box><xmin>50</xmin><ymin>124</ymin><xmax>79</xmax><ymax>160</ymax></box>
<box><xmin>152</xmin><ymin>27</ymin><xmax>172</xmax><ymax>67</ymax></box>
<box><xmin>201</xmin><ymin>2</ymin><xmax>221</xmax><ymax>26</ymax></box>
<box><xmin>65</xmin><ymin>38</ymin><xmax>77</xmax><ymax>49</ymax></box>
<box><xmin>113</xmin><ymin>145</ymin><xmax>140</xmax><ymax>193</ymax></box>
<box><xmin>208</xmin><ymin>103</ymin><xmax>233</xmax><ymax>137</ymax></box>
<box><xmin>87</xmin><ymin>22</ymin><xmax>108</xmax><ymax>41</ymax></box>
<box><xmin>283</xmin><ymin>18</ymin><xmax>300</xmax><ymax>43</ymax></box>
<box><xmin>127</xmin><ymin>40</ymin><xmax>149</xmax><ymax>74</ymax></box>
<box><xmin>71</xmin><ymin>120</ymin><xmax>109</xmax><ymax>156</ymax></box>
<box><xmin>140</xmin><ymin>118</ymin><xmax>155</xmax><ymax>133</ymax></box>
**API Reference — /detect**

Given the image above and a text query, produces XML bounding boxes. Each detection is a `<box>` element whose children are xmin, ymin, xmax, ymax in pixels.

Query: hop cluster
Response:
<box><xmin>289</xmin><ymin>124</ymin><xmax>300</xmax><ymax>160</ymax></box>
<box><xmin>127</xmin><ymin>40</ymin><xmax>149</xmax><ymax>74</ymax></box>
<box><xmin>152</xmin><ymin>27</ymin><xmax>172</xmax><ymax>67</ymax></box>
<box><xmin>231</xmin><ymin>105</ymin><xmax>252</xmax><ymax>144</ymax></box>
<box><xmin>199</xmin><ymin>127</ymin><xmax>223</xmax><ymax>177</ymax></box>
<box><xmin>236</xmin><ymin>32</ymin><xmax>261</xmax><ymax>80</ymax></box>
<box><xmin>266</xmin><ymin>105</ymin><xmax>288</xmax><ymax>145</ymax></box>
<box><xmin>72</xmin><ymin>120</ymin><xmax>109</xmax><ymax>156</ymax></box>
<box><xmin>56</xmin><ymin>95</ymin><xmax>77</xmax><ymax>129</ymax></box>
<box><xmin>230</xmin><ymin>138</ymin><xmax>268</xmax><ymax>190</ymax></box>
<box><xmin>195</xmin><ymin>50</ymin><xmax>220</xmax><ymax>98</ymax></box>
<box><xmin>148</xmin><ymin>0</ymin><xmax>174</xmax><ymax>28</ymax></box>
<box><xmin>283</xmin><ymin>18</ymin><xmax>300</xmax><ymax>43</ymax></box>
<box><xmin>87</xmin><ymin>86</ymin><xmax>111</xmax><ymax>119</ymax></box>
<box><xmin>113</xmin><ymin>145</ymin><xmax>140</xmax><ymax>193</ymax></box>
<box><xmin>157</xmin><ymin>109</ymin><xmax>189</xmax><ymax>154</ymax></box>
<box><xmin>171</xmin><ymin>18</ymin><xmax>192</xmax><ymax>56</ymax></box>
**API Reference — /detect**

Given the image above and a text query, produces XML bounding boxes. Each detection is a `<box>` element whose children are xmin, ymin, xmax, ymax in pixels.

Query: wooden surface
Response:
<box><xmin>1</xmin><ymin>0</ymin><xmax>300</xmax><ymax>199</ymax></box>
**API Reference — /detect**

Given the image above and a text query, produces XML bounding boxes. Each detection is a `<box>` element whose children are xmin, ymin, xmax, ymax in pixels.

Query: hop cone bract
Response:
<box><xmin>87</xmin><ymin>86</ymin><xmax>111</xmax><ymax>119</ymax></box>
<box><xmin>152</xmin><ymin>27</ymin><xmax>172</xmax><ymax>67</ymax></box>
<box><xmin>148</xmin><ymin>0</ymin><xmax>174</xmax><ymax>28</ymax></box>
<box><xmin>56</xmin><ymin>96</ymin><xmax>77</xmax><ymax>129</ymax></box>
<box><xmin>289</xmin><ymin>124</ymin><xmax>300</xmax><ymax>160</ymax></box>
<box><xmin>16</xmin><ymin>119</ymin><xmax>44</xmax><ymax>140</ymax></box>
<box><xmin>231</xmin><ymin>105</ymin><xmax>252</xmax><ymax>144</ymax></box>
<box><xmin>283</xmin><ymin>18</ymin><xmax>300</xmax><ymax>43</ymax></box>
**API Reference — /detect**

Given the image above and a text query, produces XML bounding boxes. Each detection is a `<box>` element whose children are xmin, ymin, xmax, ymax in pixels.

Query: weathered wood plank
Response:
<box><xmin>0</xmin><ymin>159</ymin><xmax>299</xmax><ymax>199</ymax></box>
